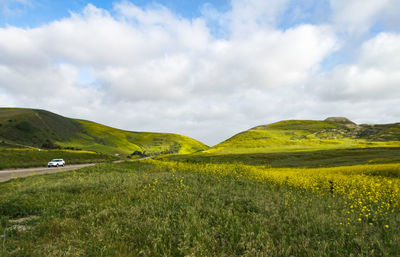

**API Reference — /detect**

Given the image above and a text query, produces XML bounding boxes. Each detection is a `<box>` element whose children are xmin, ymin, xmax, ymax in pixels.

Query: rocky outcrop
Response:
<box><xmin>325</xmin><ymin>117</ymin><xmax>358</xmax><ymax>129</ymax></box>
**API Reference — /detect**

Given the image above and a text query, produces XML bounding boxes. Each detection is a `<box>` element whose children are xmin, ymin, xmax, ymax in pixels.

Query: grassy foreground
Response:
<box><xmin>0</xmin><ymin>149</ymin><xmax>117</xmax><ymax>170</ymax></box>
<box><xmin>0</xmin><ymin>161</ymin><xmax>399</xmax><ymax>256</ymax></box>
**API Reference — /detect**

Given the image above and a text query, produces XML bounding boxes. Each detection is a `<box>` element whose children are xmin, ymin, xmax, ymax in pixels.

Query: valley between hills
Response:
<box><xmin>1</xmin><ymin>107</ymin><xmax>400</xmax><ymax>256</ymax></box>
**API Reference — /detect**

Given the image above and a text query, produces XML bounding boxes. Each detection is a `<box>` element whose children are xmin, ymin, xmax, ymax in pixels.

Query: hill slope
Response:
<box><xmin>0</xmin><ymin>108</ymin><xmax>208</xmax><ymax>155</ymax></box>
<box><xmin>205</xmin><ymin>118</ymin><xmax>400</xmax><ymax>154</ymax></box>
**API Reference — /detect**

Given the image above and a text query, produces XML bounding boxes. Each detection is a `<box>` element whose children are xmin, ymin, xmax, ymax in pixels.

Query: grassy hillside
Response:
<box><xmin>0</xmin><ymin>108</ymin><xmax>84</xmax><ymax>148</ymax></box>
<box><xmin>0</xmin><ymin>108</ymin><xmax>208</xmax><ymax>155</ymax></box>
<box><xmin>64</xmin><ymin>120</ymin><xmax>208</xmax><ymax>155</ymax></box>
<box><xmin>205</xmin><ymin>118</ymin><xmax>400</xmax><ymax>154</ymax></box>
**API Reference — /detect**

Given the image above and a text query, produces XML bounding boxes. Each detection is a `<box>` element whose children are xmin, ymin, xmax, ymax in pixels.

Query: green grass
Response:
<box><xmin>0</xmin><ymin>108</ymin><xmax>209</xmax><ymax>156</ymax></box>
<box><xmin>0</xmin><ymin>108</ymin><xmax>84</xmax><ymax>147</ymax></box>
<box><xmin>67</xmin><ymin>119</ymin><xmax>208</xmax><ymax>155</ymax></box>
<box><xmin>0</xmin><ymin>149</ymin><xmax>117</xmax><ymax>170</ymax></box>
<box><xmin>206</xmin><ymin>120</ymin><xmax>400</xmax><ymax>154</ymax></box>
<box><xmin>0</xmin><ymin>161</ymin><xmax>399</xmax><ymax>256</ymax></box>
<box><xmin>1</xmin><ymin>110</ymin><xmax>400</xmax><ymax>255</ymax></box>
<box><xmin>164</xmin><ymin>147</ymin><xmax>400</xmax><ymax>168</ymax></box>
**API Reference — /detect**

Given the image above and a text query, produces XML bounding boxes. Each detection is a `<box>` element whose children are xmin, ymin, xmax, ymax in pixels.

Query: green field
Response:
<box><xmin>0</xmin><ymin>160</ymin><xmax>399</xmax><ymax>256</ymax></box>
<box><xmin>0</xmin><ymin>149</ymin><xmax>117</xmax><ymax>170</ymax></box>
<box><xmin>164</xmin><ymin>147</ymin><xmax>400</xmax><ymax>168</ymax></box>
<box><xmin>1</xmin><ymin>111</ymin><xmax>400</xmax><ymax>256</ymax></box>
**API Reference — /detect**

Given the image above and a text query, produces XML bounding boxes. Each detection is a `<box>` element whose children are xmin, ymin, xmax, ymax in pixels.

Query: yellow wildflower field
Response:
<box><xmin>152</xmin><ymin>160</ymin><xmax>400</xmax><ymax>224</ymax></box>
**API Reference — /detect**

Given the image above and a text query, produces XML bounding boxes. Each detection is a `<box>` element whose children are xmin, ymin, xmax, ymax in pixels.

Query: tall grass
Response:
<box><xmin>0</xmin><ymin>161</ymin><xmax>399</xmax><ymax>256</ymax></box>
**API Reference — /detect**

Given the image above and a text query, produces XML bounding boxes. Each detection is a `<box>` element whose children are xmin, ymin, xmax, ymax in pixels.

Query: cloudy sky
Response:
<box><xmin>0</xmin><ymin>0</ymin><xmax>399</xmax><ymax>145</ymax></box>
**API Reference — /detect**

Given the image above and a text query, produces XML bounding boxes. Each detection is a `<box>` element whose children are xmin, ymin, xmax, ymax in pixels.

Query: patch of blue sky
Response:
<box><xmin>0</xmin><ymin>0</ymin><xmax>231</xmax><ymax>28</ymax></box>
<box><xmin>55</xmin><ymin>60</ymin><xmax>98</xmax><ymax>86</ymax></box>
<box><xmin>276</xmin><ymin>0</ymin><xmax>331</xmax><ymax>30</ymax></box>
<box><xmin>0</xmin><ymin>0</ymin><xmax>112</xmax><ymax>27</ymax></box>
<box><xmin>77</xmin><ymin>67</ymin><xmax>96</xmax><ymax>85</ymax></box>
<box><xmin>368</xmin><ymin>20</ymin><xmax>400</xmax><ymax>38</ymax></box>
<box><xmin>319</xmin><ymin>51</ymin><xmax>347</xmax><ymax>71</ymax></box>
<box><xmin>137</xmin><ymin>0</ymin><xmax>230</xmax><ymax>19</ymax></box>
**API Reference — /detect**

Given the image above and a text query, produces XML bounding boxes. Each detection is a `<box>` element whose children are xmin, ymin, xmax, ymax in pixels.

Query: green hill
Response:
<box><xmin>205</xmin><ymin>117</ymin><xmax>400</xmax><ymax>154</ymax></box>
<box><xmin>0</xmin><ymin>108</ymin><xmax>208</xmax><ymax>155</ymax></box>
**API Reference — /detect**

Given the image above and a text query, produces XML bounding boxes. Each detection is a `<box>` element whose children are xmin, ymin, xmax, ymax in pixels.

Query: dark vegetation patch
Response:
<box><xmin>41</xmin><ymin>139</ymin><xmax>61</xmax><ymax>149</ymax></box>
<box><xmin>14</xmin><ymin>121</ymin><xmax>36</xmax><ymax>133</ymax></box>
<box><xmin>358</xmin><ymin>123</ymin><xmax>400</xmax><ymax>141</ymax></box>
<box><xmin>165</xmin><ymin>147</ymin><xmax>400</xmax><ymax>168</ymax></box>
<box><xmin>0</xmin><ymin>108</ymin><xmax>84</xmax><ymax>149</ymax></box>
<box><xmin>128</xmin><ymin>150</ymin><xmax>148</xmax><ymax>158</ymax></box>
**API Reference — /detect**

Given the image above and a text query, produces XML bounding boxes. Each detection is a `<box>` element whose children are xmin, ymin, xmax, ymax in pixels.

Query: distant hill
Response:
<box><xmin>205</xmin><ymin>118</ymin><xmax>400</xmax><ymax>154</ymax></box>
<box><xmin>0</xmin><ymin>108</ymin><xmax>208</xmax><ymax>155</ymax></box>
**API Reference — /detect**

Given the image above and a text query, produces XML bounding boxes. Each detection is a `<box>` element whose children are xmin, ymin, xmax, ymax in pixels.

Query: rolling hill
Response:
<box><xmin>204</xmin><ymin>117</ymin><xmax>400</xmax><ymax>154</ymax></box>
<box><xmin>0</xmin><ymin>108</ymin><xmax>208</xmax><ymax>155</ymax></box>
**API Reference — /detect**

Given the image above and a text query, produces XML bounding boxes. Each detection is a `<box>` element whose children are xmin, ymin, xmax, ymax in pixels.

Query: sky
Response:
<box><xmin>0</xmin><ymin>0</ymin><xmax>400</xmax><ymax>146</ymax></box>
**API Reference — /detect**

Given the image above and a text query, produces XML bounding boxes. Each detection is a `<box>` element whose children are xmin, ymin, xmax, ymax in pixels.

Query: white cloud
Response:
<box><xmin>228</xmin><ymin>0</ymin><xmax>289</xmax><ymax>33</ymax></box>
<box><xmin>359</xmin><ymin>33</ymin><xmax>400</xmax><ymax>68</ymax></box>
<box><xmin>312</xmin><ymin>32</ymin><xmax>400</xmax><ymax>101</ymax></box>
<box><xmin>330</xmin><ymin>0</ymin><xmax>399</xmax><ymax>35</ymax></box>
<box><xmin>0</xmin><ymin>1</ymin><xmax>399</xmax><ymax>145</ymax></box>
<box><xmin>0</xmin><ymin>91</ymin><xmax>15</xmax><ymax>106</ymax></box>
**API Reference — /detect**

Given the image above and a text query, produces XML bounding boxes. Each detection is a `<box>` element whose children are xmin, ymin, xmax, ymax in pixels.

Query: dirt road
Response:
<box><xmin>0</xmin><ymin>163</ymin><xmax>96</xmax><ymax>183</ymax></box>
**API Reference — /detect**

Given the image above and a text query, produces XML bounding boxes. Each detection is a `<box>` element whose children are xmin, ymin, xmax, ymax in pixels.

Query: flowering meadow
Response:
<box><xmin>0</xmin><ymin>160</ymin><xmax>399</xmax><ymax>256</ymax></box>
<box><xmin>150</xmin><ymin>160</ymin><xmax>400</xmax><ymax>226</ymax></box>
